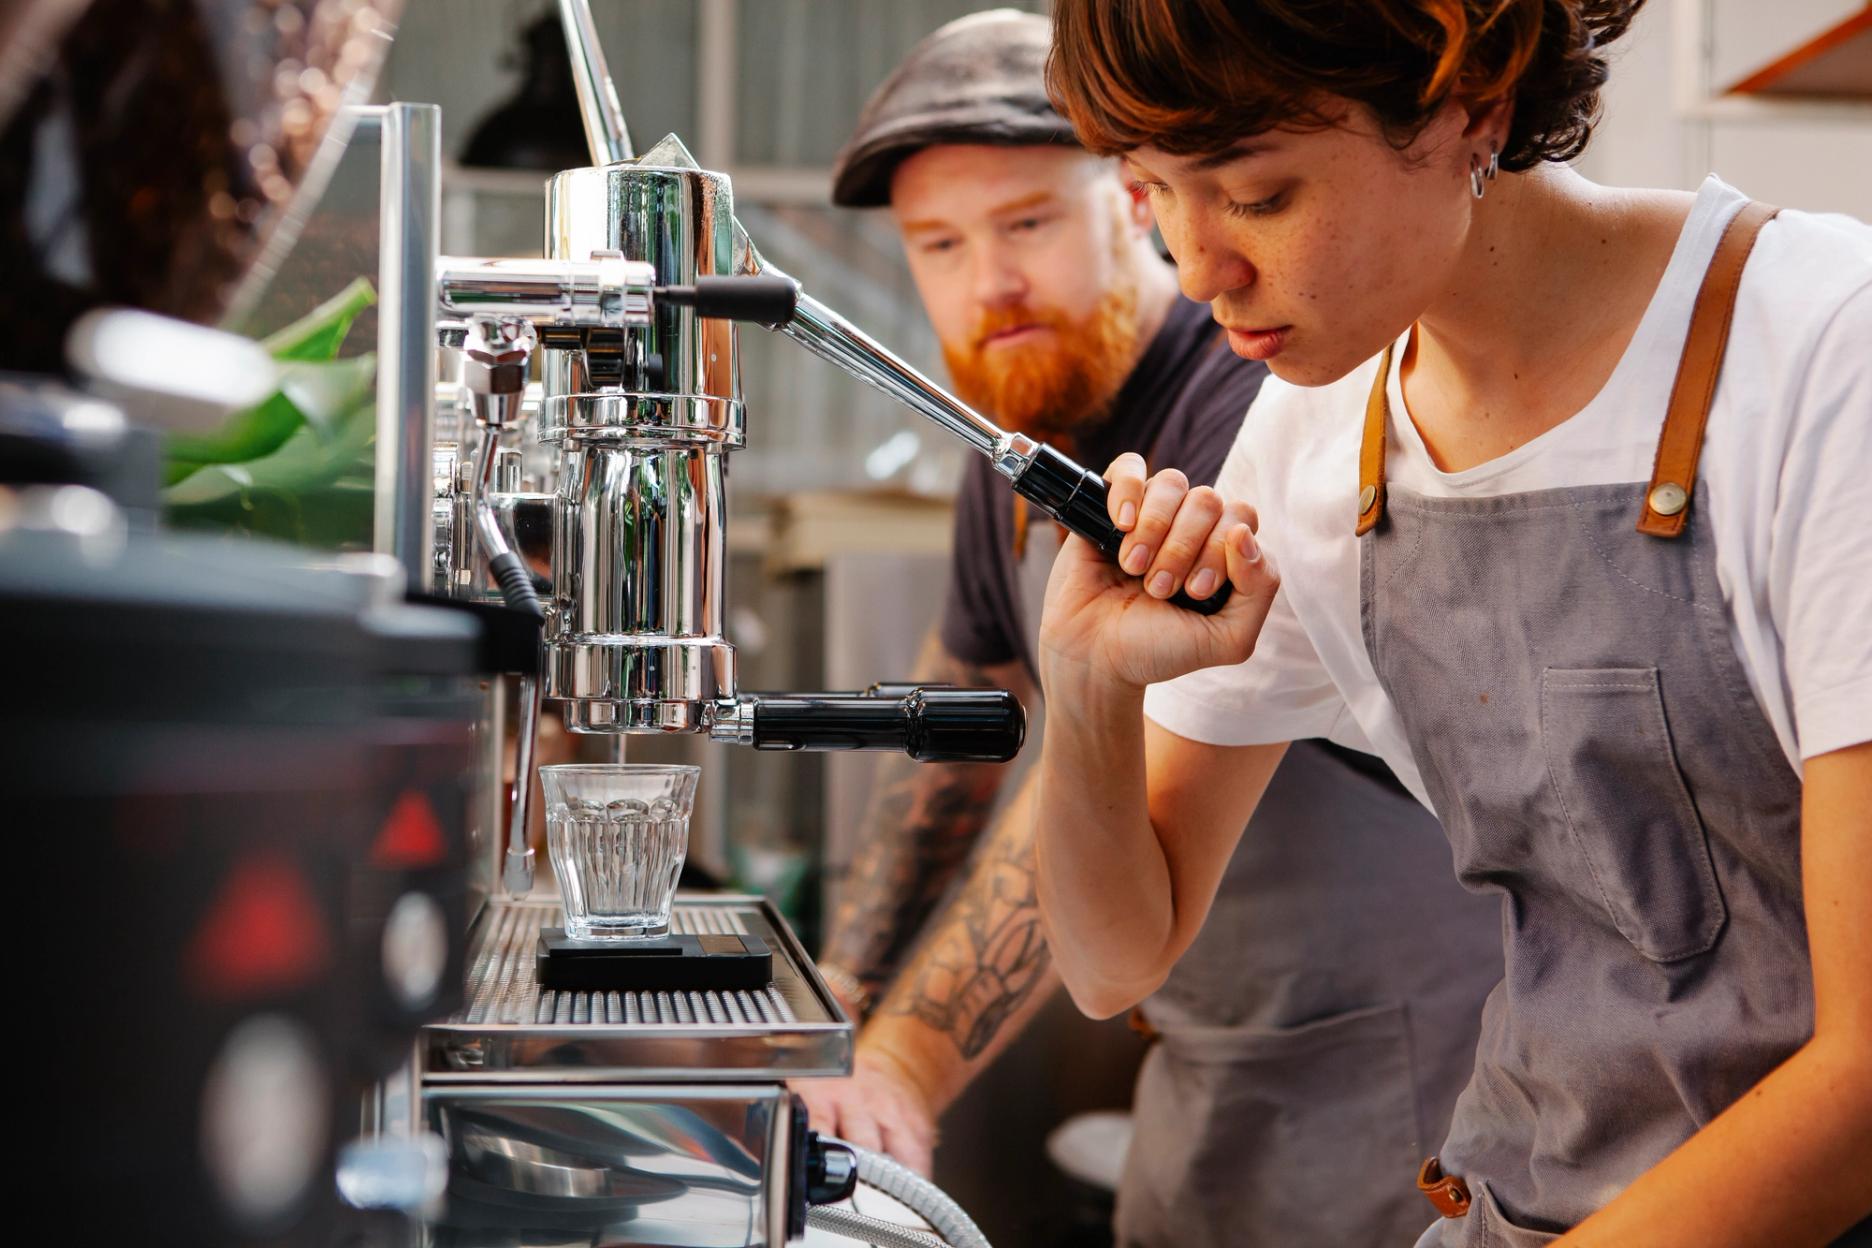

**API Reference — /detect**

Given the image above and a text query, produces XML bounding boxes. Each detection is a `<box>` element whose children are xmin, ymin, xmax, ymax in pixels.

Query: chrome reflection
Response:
<box><xmin>427</xmin><ymin>1088</ymin><xmax>788</xmax><ymax>1246</ymax></box>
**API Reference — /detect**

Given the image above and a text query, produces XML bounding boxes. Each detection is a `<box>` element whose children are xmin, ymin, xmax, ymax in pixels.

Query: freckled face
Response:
<box><xmin>1126</xmin><ymin>101</ymin><xmax>1475</xmax><ymax>386</ymax></box>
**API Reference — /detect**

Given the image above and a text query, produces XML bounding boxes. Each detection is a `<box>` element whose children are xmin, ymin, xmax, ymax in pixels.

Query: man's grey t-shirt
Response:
<box><xmin>940</xmin><ymin>296</ymin><xmax>1265</xmax><ymax>682</ymax></box>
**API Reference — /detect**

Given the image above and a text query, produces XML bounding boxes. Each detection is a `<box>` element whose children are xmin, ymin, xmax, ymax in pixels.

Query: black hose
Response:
<box><xmin>488</xmin><ymin>551</ymin><xmax>543</xmax><ymax>618</ymax></box>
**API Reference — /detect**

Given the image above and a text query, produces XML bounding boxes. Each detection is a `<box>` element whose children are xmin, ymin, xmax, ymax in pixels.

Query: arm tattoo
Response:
<box><xmin>822</xmin><ymin>653</ymin><xmax>1010</xmax><ymax>999</ymax></box>
<box><xmin>877</xmin><ymin>828</ymin><xmax>1051</xmax><ymax>1061</ymax></box>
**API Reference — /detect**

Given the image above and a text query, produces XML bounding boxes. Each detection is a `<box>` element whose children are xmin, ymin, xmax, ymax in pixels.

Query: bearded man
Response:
<box><xmin>799</xmin><ymin>12</ymin><xmax>1504</xmax><ymax>1246</ymax></box>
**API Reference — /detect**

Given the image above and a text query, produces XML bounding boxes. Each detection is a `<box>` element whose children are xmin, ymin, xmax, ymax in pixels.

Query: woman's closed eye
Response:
<box><xmin>1224</xmin><ymin>190</ymin><xmax>1286</xmax><ymax>219</ymax></box>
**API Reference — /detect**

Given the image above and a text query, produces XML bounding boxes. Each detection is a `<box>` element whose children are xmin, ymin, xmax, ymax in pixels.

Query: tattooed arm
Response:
<box><xmin>819</xmin><ymin>626</ymin><xmax>1034</xmax><ymax>1008</ymax></box>
<box><xmin>796</xmin><ymin>771</ymin><xmax>1062</xmax><ymax>1173</ymax></box>
<box><xmin>872</xmin><ymin>765</ymin><xmax>1057</xmax><ymax>1069</ymax></box>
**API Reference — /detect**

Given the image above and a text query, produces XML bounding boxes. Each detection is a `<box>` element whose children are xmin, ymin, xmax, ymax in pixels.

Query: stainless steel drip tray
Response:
<box><xmin>423</xmin><ymin>894</ymin><xmax>852</xmax><ymax>1082</ymax></box>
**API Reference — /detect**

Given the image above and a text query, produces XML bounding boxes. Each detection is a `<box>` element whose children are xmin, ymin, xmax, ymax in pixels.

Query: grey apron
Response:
<box><xmin>1117</xmin><ymin>743</ymin><xmax>1502</xmax><ymax>1248</ymax></box>
<box><xmin>1359</xmin><ymin>203</ymin><xmax>1871</xmax><ymax>1245</ymax></box>
<box><xmin>1014</xmin><ymin>499</ymin><xmax>1505</xmax><ymax>1246</ymax></box>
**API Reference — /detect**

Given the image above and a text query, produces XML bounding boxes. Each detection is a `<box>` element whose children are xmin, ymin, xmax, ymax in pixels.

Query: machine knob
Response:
<box><xmin>653</xmin><ymin>275</ymin><xmax>800</xmax><ymax>328</ymax></box>
<box><xmin>805</xmin><ymin>1132</ymin><xmax>859</xmax><ymax>1207</ymax></box>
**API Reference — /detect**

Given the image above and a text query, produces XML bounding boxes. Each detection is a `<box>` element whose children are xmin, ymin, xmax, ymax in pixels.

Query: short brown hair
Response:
<box><xmin>1047</xmin><ymin>1</ymin><xmax>1643</xmax><ymax>172</ymax></box>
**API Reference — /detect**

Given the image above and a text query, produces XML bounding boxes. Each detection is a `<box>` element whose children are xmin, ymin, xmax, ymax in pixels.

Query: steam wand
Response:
<box><xmin>460</xmin><ymin>317</ymin><xmax>544</xmax><ymax>896</ymax></box>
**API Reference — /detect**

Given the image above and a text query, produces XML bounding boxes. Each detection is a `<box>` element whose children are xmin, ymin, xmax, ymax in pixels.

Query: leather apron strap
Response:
<box><xmin>1636</xmin><ymin>200</ymin><xmax>1780</xmax><ymax>537</ymax></box>
<box><xmin>1353</xmin><ymin>201</ymin><xmax>1780</xmax><ymax>539</ymax></box>
<box><xmin>1355</xmin><ymin>342</ymin><xmax>1394</xmax><ymax>536</ymax></box>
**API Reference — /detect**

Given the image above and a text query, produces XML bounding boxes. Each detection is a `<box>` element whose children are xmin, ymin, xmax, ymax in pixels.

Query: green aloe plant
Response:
<box><xmin>163</xmin><ymin>279</ymin><xmax>381</xmax><ymax>548</ymax></box>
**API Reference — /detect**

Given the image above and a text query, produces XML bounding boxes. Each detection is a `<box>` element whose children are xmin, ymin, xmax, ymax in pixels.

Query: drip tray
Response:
<box><xmin>421</xmin><ymin>894</ymin><xmax>852</xmax><ymax>1082</ymax></box>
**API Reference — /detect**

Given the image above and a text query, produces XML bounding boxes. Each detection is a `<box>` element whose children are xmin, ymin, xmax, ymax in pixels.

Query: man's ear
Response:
<box><xmin>1115</xmin><ymin>164</ymin><xmax>1155</xmax><ymax>233</ymax></box>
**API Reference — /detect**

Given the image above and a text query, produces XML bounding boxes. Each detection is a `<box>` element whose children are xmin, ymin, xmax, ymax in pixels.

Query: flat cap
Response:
<box><xmin>830</xmin><ymin>8</ymin><xmax>1079</xmax><ymax>208</ymax></box>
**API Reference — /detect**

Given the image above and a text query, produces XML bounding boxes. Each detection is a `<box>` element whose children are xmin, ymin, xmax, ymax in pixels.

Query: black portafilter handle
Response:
<box><xmin>654</xmin><ymin>275</ymin><xmax>800</xmax><ymax>329</ymax></box>
<box><xmin>744</xmin><ymin>687</ymin><xmax>1025</xmax><ymax>763</ymax></box>
<box><xmin>1011</xmin><ymin>442</ymin><xmax>1232</xmax><ymax>616</ymax></box>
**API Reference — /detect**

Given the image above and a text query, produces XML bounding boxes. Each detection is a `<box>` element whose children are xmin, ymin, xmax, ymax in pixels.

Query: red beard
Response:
<box><xmin>940</xmin><ymin>281</ymin><xmax>1143</xmax><ymax>441</ymax></box>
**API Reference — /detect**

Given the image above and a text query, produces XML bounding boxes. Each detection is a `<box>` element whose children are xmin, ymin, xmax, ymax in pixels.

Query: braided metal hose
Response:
<box><xmin>822</xmin><ymin>1138</ymin><xmax>993</xmax><ymax>1248</ymax></box>
<box><xmin>806</xmin><ymin>1205</ymin><xmax>950</xmax><ymax>1248</ymax></box>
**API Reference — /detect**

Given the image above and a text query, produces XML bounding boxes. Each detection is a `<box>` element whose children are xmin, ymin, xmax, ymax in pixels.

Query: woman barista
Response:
<box><xmin>1030</xmin><ymin>2</ymin><xmax>1872</xmax><ymax>1245</ymax></box>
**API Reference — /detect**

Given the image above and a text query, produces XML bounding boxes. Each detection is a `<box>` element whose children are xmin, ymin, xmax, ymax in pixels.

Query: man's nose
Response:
<box><xmin>1161</xmin><ymin>211</ymin><xmax>1255</xmax><ymax>304</ymax></box>
<box><xmin>970</xmin><ymin>239</ymin><xmax>1029</xmax><ymax>306</ymax></box>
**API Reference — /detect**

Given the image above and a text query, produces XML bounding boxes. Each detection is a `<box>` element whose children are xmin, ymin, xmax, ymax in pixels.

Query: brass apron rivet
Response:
<box><xmin>1359</xmin><ymin>484</ymin><xmax>1377</xmax><ymax>515</ymax></box>
<box><xmin>1648</xmin><ymin>482</ymin><xmax>1688</xmax><ymax>517</ymax></box>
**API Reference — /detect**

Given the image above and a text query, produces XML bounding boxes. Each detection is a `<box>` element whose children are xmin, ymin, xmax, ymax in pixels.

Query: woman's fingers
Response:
<box><xmin>1104</xmin><ymin>452</ymin><xmax>1149</xmax><ymax>532</ymax></box>
<box><xmin>1183</xmin><ymin>498</ymin><xmax>1255</xmax><ymax>601</ymax></box>
<box><xmin>1222</xmin><ymin>520</ymin><xmax>1280</xmax><ymax>619</ymax></box>
<box><xmin>1144</xmin><ymin>484</ymin><xmax>1224</xmax><ymax>597</ymax></box>
<box><xmin>1094</xmin><ymin>452</ymin><xmax>1270</xmax><ymax>609</ymax></box>
<box><xmin>1118</xmin><ymin>467</ymin><xmax>1189</xmax><ymax>577</ymax></box>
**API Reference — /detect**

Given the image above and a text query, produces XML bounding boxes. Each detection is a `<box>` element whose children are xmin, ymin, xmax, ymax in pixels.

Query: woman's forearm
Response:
<box><xmin>1557</xmin><ymin>1033</ymin><xmax>1872</xmax><ymax>1247</ymax></box>
<box><xmin>1032</xmin><ymin>663</ymin><xmax>1170</xmax><ymax>1017</ymax></box>
<box><xmin>1564</xmin><ymin>742</ymin><xmax>1872</xmax><ymax>1245</ymax></box>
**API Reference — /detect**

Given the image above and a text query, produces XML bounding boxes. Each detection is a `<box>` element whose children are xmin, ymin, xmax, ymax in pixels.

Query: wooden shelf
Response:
<box><xmin>1724</xmin><ymin>6</ymin><xmax>1872</xmax><ymax>99</ymax></box>
<box><xmin>761</xmin><ymin>489</ymin><xmax>953</xmax><ymax>574</ymax></box>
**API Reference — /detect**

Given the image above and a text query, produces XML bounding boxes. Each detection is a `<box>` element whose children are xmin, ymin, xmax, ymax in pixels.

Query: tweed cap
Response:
<box><xmin>829</xmin><ymin>8</ymin><xmax>1080</xmax><ymax>208</ymax></box>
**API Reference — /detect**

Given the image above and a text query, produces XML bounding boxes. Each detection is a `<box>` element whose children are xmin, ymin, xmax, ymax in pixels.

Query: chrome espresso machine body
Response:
<box><xmin>387</xmin><ymin>9</ymin><xmax>1021</xmax><ymax>1246</ymax></box>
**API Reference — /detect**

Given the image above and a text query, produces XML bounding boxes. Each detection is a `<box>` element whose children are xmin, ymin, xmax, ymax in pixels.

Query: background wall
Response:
<box><xmin>1576</xmin><ymin>0</ymin><xmax>1872</xmax><ymax>216</ymax></box>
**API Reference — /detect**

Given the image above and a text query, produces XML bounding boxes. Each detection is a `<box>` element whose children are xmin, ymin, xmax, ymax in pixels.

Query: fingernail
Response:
<box><xmin>1189</xmin><ymin>568</ymin><xmax>1217</xmax><ymax>598</ymax></box>
<box><xmin>1124</xmin><ymin>544</ymin><xmax>1150</xmax><ymax>574</ymax></box>
<box><xmin>1236</xmin><ymin>525</ymin><xmax>1261</xmax><ymax>563</ymax></box>
<box><xmin>1149</xmin><ymin>571</ymin><xmax>1174</xmax><ymax>597</ymax></box>
<box><xmin>1117</xmin><ymin>501</ymin><xmax>1137</xmax><ymax>529</ymax></box>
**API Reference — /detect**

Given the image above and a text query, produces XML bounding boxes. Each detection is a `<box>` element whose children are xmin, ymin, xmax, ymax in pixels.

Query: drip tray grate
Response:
<box><xmin>422</xmin><ymin>894</ymin><xmax>851</xmax><ymax>1082</ymax></box>
<box><xmin>467</xmin><ymin>901</ymin><xmax>791</xmax><ymax>1025</ymax></box>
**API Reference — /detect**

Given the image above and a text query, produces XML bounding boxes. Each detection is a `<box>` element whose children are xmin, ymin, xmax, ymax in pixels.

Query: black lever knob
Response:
<box><xmin>744</xmin><ymin>687</ymin><xmax>1025</xmax><ymax>762</ymax></box>
<box><xmin>1011</xmin><ymin>443</ymin><xmax>1231</xmax><ymax>616</ymax></box>
<box><xmin>805</xmin><ymin>1132</ymin><xmax>858</xmax><ymax>1207</ymax></box>
<box><xmin>653</xmin><ymin>275</ymin><xmax>800</xmax><ymax>328</ymax></box>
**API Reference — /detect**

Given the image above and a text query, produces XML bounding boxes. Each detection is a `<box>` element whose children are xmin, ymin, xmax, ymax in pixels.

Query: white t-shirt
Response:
<box><xmin>1144</xmin><ymin>177</ymin><xmax>1872</xmax><ymax>810</ymax></box>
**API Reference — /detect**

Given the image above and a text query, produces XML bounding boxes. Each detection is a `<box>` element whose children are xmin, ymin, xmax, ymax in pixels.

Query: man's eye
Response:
<box><xmin>1137</xmin><ymin>180</ymin><xmax>1171</xmax><ymax>199</ymax></box>
<box><xmin>922</xmin><ymin>238</ymin><xmax>959</xmax><ymax>255</ymax></box>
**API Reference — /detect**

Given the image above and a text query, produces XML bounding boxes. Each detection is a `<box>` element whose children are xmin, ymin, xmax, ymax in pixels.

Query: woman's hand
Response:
<box><xmin>1039</xmin><ymin>453</ymin><xmax>1281</xmax><ymax>692</ymax></box>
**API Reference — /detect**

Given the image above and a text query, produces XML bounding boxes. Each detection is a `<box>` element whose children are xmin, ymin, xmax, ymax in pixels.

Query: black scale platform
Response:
<box><xmin>536</xmin><ymin>927</ymin><xmax>774</xmax><ymax>992</ymax></box>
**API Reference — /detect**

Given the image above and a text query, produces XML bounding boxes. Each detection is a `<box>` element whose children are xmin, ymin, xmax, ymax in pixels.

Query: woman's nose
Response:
<box><xmin>1161</xmin><ymin>211</ymin><xmax>1255</xmax><ymax>304</ymax></box>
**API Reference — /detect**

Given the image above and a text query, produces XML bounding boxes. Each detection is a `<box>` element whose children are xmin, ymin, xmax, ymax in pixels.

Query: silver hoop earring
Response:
<box><xmin>1470</xmin><ymin>145</ymin><xmax>1500</xmax><ymax>200</ymax></box>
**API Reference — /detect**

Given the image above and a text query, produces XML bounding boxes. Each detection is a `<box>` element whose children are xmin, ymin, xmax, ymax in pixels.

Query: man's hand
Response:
<box><xmin>794</xmin><ymin>1048</ymin><xmax>939</xmax><ymax>1176</ymax></box>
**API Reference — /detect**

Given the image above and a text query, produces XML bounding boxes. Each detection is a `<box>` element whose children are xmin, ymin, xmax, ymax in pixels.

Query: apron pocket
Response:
<box><xmin>1126</xmin><ymin>1002</ymin><xmax>1424</xmax><ymax>1247</ymax></box>
<box><xmin>1539</xmin><ymin>666</ymin><xmax>1726</xmax><ymax>963</ymax></box>
<box><xmin>1472</xmin><ymin>1180</ymin><xmax>1562</xmax><ymax>1247</ymax></box>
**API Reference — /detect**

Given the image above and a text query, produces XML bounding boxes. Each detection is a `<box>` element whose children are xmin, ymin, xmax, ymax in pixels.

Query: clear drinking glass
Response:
<box><xmin>538</xmin><ymin>764</ymin><xmax>699</xmax><ymax>940</ymax></box>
